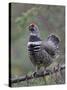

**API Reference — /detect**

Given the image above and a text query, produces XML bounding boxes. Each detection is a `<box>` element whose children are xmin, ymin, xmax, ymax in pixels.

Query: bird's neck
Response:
<box><xmin>30</xmin><ymin>31</ymin><xmax>40</xmax><ymax>37</ymax></box>
<box><xmin>29</xmin><ymin>34</ymin><xmax>41</xmax><ymax>42</ymax></box>
<box><xmin>30</xmin><ymin>33</ymin><xmax>37</xmax><ymax>36</ymax></box>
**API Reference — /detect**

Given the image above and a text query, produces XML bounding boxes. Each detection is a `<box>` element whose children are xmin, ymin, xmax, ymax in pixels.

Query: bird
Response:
<box><xmin>27</xmin><ymin>23</ymin><xmax>60</xmax><ymax>75</ymax></box>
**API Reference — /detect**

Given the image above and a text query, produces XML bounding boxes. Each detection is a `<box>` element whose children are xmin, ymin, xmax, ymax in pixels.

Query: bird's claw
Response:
<box><xmin>32</xmin><ymin>71</ymin><xmax>37</xmax><ymax>77</ymax></box>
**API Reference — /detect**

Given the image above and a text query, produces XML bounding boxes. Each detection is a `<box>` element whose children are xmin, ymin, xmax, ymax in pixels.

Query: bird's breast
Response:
<box><xmin>27</xmin><ymin>41</ymin><xmax>41</xmax><ymax>54</ymax></box>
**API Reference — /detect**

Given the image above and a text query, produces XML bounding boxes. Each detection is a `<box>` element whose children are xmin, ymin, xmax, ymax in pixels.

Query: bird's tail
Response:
<box><xmin>47</xmin><ymin>34</ymin><xmax>60</xmax><ymax>48</ymax></box>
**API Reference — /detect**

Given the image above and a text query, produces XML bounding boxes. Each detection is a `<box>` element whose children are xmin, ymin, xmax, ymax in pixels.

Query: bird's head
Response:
<box><xmin>29</xmin><ymin>23</ymin><xmax>40</xmax><ymax>37</ymax></box>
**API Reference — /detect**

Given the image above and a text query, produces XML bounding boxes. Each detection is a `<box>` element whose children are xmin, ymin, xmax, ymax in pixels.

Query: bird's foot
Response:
<box><xmin>32</xmin><ymin>71</ymin><xmax>37</xmax><ymax>77</ymax></box>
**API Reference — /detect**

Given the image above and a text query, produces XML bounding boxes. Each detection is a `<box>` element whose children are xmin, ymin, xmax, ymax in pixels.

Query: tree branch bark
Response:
<box><xmin>11</xmin><ymin>64</ymin><xmax>65</xmax><ymax>84</ymax></box>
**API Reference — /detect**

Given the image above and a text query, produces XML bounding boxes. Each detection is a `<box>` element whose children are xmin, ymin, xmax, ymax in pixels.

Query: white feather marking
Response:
<box><xmin>27</xmin><ymin>41</ymin><xmax>42</xmax><ymax>46</ymax></box>
<box><xmin>30</xmin><ymin>33</ymin><xmax>37</xmax><ymax>36</ymax></box>
<box><xmin>34</xmin><ymin>49</ymin><xmax>40</xmax><ymax>51</ymax></box>
<box><xmin>34</xmin><ymin>46</ymin><xmax>40</xmax><ymax>48</ymax></box>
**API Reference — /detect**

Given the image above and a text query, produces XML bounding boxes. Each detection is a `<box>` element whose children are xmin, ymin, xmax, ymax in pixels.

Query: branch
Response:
<box><xmin>11</xmin><ymin>64</ymin><xmax>65</xmax><ymax>84</ymax></box>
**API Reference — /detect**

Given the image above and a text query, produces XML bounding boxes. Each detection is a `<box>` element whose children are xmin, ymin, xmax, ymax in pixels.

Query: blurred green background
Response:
<box><xmin>11</xmin><ymin>3</ymin><xmax>65</xmax><ymax>86</ymax></box>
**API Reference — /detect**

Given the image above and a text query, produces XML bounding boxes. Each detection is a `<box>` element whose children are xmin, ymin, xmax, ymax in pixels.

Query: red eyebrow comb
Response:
<box><xmin>30</xmin><ymin>23</ymin><xmax>35</xmax><ymax>27</ymax></box>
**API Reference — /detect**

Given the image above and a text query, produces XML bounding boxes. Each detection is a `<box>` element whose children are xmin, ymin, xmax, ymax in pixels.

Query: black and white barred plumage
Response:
<box><xmin>27</xmin><ymin>23</ymin><xmax>60</xmax><ymax>72</ymax></box>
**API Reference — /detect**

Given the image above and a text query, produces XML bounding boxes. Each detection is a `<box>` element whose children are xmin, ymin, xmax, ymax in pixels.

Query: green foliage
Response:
<box><xmin>15</xmin><ymin>7</ymin><xmax>39</xmax><ymax>28</ymax></box>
